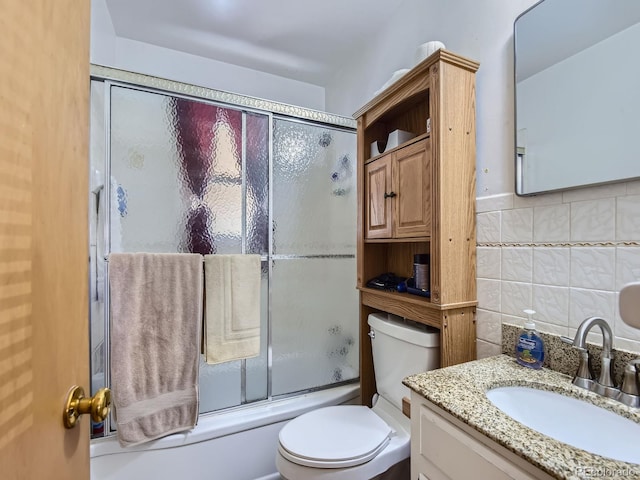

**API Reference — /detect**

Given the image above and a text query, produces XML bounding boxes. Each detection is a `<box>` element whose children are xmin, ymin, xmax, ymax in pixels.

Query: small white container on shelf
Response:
<box><xmin>370</xmin><ymin>140</ymin><xmax>385</xmax><ymax>157</ymax></box>
<box><xmin>414</xmin><ymin>41</ymin><xmax>446</xmax><ymax>65</ymax></box>
<box><xmin>370</xmin><ymin>130</ymin><xmax>416</xmax><ymax>157</ymax></box>
<box><xmin>373</xmin><ymin>69</ymin><xmax>410</xmax><ymax>97</ymax></box>
<box><xmin>386</xmin><ymin>129</ymin><xmax>416</xmax><ymax>150</ymax></box>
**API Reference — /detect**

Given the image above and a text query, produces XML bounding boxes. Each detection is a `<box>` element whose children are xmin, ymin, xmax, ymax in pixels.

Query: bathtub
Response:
<box><xmin>90</xmin><ymin>384</ymin><xmax>359</xmax><ymax>480</ymax></box>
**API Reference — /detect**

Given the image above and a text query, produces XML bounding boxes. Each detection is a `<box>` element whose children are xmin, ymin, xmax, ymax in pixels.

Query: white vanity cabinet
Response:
<box><xmin>409</xmin><ymin>391</ymin><xmax>554</xmax><ymax>480</ymax></box>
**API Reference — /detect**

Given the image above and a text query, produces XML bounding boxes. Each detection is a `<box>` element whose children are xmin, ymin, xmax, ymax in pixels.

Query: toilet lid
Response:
<box><xmin>278</xmin><ymin>406</ymin><xmax>393</xmax><ymax>468</ymax></box>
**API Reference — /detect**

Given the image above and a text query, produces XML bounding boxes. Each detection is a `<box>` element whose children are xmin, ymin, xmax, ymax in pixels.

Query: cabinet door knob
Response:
<box><xmin>384</xmin><ymin>191</ymin><xmax>397</xmax><ymax>199</ymax></box>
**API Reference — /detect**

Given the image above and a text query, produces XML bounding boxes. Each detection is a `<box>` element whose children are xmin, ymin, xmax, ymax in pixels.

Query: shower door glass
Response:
<box><xmin>95</xmin><ymin>84</ymin><xmax>270</xmax><ymax>415</ymax></box>
<box><xmin>89</xmin><ymin>77</ymin><xmax>357</xmax><ymax>437</ymax></box>
<box><xmin>271</xmin><ymin>119</ymin><xmax>358</xmax><ymax>395</ymax></box>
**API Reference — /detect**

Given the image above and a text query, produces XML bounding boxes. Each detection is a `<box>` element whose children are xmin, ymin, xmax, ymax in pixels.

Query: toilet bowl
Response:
<box><xmin>276</xmin><ymin>395</ymin><xmax>410</xmax><ymax>480</ymax></box>
<box><xmin>276</xmin><ymin>313</ymin><xmax>439</xmax><ymax>480</ymax></box>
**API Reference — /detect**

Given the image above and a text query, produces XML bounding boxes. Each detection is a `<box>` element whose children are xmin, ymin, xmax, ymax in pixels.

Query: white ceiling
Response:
<box><xmin>105</xmin><ymin>0</ymin><xmax>402</xmax><ymax>85</ymax></box>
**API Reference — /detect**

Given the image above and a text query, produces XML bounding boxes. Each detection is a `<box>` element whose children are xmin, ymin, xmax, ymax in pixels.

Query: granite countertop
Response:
<box><xmin>403</xmin><ymin>355</ymin><xmax>640</xmax><ymax>479</ymax></box>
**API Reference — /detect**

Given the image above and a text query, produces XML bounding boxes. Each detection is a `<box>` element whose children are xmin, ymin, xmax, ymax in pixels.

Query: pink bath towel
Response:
<box><xmin>109</xmin><ymin>253</ymin><xmax>203</xmax><ymax>447</ymax></box>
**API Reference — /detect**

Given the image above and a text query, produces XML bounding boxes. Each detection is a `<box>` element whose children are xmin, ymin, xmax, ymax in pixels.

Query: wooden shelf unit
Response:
<box><xmin>355</xmin><ymin>50</ymin><xmax>479</xmax><ymax>406</ymax></box>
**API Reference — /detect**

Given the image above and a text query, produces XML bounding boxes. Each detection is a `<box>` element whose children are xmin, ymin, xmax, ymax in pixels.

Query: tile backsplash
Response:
<box><xmin>476</xmin><ymin>181</ymin><xmax>640</xmax><ymax>358</ymax></box>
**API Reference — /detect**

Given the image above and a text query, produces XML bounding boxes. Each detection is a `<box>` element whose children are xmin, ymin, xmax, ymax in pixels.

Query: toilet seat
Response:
<box><xmin>278</xmin><ymin>405</ymin><xmax>393</xmax><ymax>468</ymax></box>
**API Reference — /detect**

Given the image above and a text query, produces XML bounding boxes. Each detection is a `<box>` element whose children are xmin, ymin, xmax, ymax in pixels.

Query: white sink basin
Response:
<box><xmin>486</xmin><ymin>386</ymin><xmax>640</xmax><ymax>464</ymax></box>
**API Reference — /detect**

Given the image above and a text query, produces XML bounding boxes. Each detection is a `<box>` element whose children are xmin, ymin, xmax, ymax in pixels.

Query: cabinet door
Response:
<box><xmin>412</xmin><ymin>395</ymin><xmax>544</xmax><ymax>480</ymax></box>
<box><xmin>364</xmin><ymin>155</ymin><xmax>393</xmax><ymax>238</ymax></box>
<box><xmin>393</xmin><ymin>140</ymin><xmax>431</xmax><ymax>238</ymax></box>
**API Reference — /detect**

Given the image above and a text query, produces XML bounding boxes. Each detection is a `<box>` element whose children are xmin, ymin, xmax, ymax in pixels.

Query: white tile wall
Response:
<box><xmin>501</xmin><ymin>247</ymin><xmax>532</xmax><ymax>282</ymax></box>
<box><xmin>476</xmin><ymin>339</ymin><xmax>502</xmax><ymax>359</ymax></box>
<box><xmin>477</xmin><ymin>247</ymin><xmax>501</xmax><ymax>279</ymax></box>
<box><xmin>501</xmin><ymin>208</ymin><xmax>533</xmax><ymax>242</ymax></box>
<box><xmin>627</xmin><ymin>180</ymin><xmax>640</xmax><ymax>195</ymax></box>
<box><xmin>476</xmin><ymin>182</ymin><xmax>640</xmax><ymax>356</ymax></box>
<box><xmin>570</xmin><ymin>198</ymin><xmax>615</xmax><ymax>241</ymax></box>
<box><xmin>568</xmin><ymin>288</ymin><xmax>615</xmax><ymax>329</ymax></box>
<box><xmin>617</xmin><ymin>195</ymin><xmax>640</xmax><ymax>240</ymax></box>
<box><xmin>476</xmin><ymin>309</ymin><xmax>502</xmax><ymax>344</ymax></box>
<box><xmin>532</xmin><ymin>247</ymin><xmax>570</xmax><ymax>286</ymax></box>
<box><xmin>570</xmin><ymin>247</ymin><xmax>615</xmax><ymax>290</ymax></box>
<box><xmin>533</xmin><ymin>204</ymin><xmax>570</xmax><ymax>242</ymax></box>
<box><xmin>561</xmin><ymin>183</ymin><xmax>626</xmax><ymax>203</ymax></box>
<box><xmin>501</xmin><ymin>281</ymin><xmax>532</xmax><ymax>316</ymax></box>
<box><xmin>532</xmin><ymin>284</ymin><xmax>569</xmax><ymax>327</ymax></box>
<box><xmin>477</xmin><ymin>211</ymin><xmax>501</xmax><ymax>243</ymax></box>
<box><xmin>513</xmin><ymin>191</ymin><xmax>563</xmax><ymax>208</ymax></box>
<box><xmin>476</xmin><ymin>193</ymin><xmax>513</xmax><ymax>212</ymax></box>
<box><xmin>477</xmin><ymin>278</ymin><xmax>501</xmax><ymax>312</ymax></box>
<box><xmin>615</xmin><ymin>247</ymin><xmax>640</xmax><ymax>289</ymax></box>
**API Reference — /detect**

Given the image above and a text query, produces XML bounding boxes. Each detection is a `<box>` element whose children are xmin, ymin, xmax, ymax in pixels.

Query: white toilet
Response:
<box><xmin>276</xmin><ymin>313</ymin><xmax>440</xmax><ymax>480</ymax></box>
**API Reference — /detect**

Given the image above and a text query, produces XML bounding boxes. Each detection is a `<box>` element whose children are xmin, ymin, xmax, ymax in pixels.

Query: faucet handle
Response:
<box><xmin>593</xmin><ymin>355</ymin><xmax>618</xmax><ymax>398</ymax></box>
<box><xmin>561</xmin><ymin>335</ymin><xmax>594</xmax><ymax>386</ymax></box>
<box><xmin>620</xmin><ymin>360</ymin><xmax>640</xmax><ymax>394</ymax></box>
<box><xmin>618</xmin><ymin>359</ymin><xmax>640</xmax><ymax>408</ymax></box>
<box><xmin>572</xmin><ymin>348</ymin><xmax>595</xmax><ymax>390</ymax></box>
<box><xmin>560</xmin><ymin>335</ymin><xmax>575</xmax><ymax>345</ymax></box>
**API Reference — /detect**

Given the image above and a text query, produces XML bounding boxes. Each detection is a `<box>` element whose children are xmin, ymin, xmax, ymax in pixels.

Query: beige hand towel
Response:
<box><xmin>204</xmin><ymin>254</ymin><xmax>261</xmax><ymax>364</ymax></box>
<box><xmin>109</xmin><ymin>253</ymin><xmax>203</xmax><ymax>447</ymax></box>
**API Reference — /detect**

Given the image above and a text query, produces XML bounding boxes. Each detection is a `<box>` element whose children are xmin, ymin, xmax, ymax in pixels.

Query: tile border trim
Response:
<box><xmin>478</xmin><ymin>241</ymin><xmax>640</xmax><ymax>248</ymax></box>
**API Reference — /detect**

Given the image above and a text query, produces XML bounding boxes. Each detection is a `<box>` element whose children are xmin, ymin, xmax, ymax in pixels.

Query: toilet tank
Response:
<box><xmin>368</xmin><ymin>313</ymin><xmax>440</xmax><ymax>410</ymax></box>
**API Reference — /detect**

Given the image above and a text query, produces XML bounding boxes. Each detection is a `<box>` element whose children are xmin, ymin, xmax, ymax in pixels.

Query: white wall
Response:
<box><xmin>90</xmin><ymin>0</ymin><xmax>326</xmax><ymax>110</ymax></box>
<box><xmin>325</xmin><ymin>0</ymin><xmax>538</xmax><ymax>198</ymax></box>
<box><xmin>325</xmin><ymin>0</ymin><xmax>640</xmax><ymax>356</ymax></box>
<box><xmin>90</xmin><ymin>0</ymin><xmax>116</xmax><ymax>63</ymax></box>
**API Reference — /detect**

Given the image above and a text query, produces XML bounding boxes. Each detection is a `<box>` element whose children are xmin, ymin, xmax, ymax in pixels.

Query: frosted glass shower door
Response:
<box><xmin>104</xmin><ymin>85</ymin><xmax>269</xmax><ymax>413</ymax></box>
<box><xmin>90</xmin><ymin>79</ymin><xmax>358</xmax><ymax>435</ymax></box>
<box><xmin>271</xmin><ymin>119</ymin><xmax>358</xmax><ymax>396</ymax></box>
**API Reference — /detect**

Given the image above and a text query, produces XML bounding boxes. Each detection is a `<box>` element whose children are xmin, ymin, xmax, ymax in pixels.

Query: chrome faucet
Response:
<box><xmin>561</xmin><ymin>317</ymin><xmax>617</xmax><ymax>399</ymax></box>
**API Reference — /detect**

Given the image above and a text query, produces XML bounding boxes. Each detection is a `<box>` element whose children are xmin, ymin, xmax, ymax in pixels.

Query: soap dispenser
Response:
<box><xmin>515</xmin><ymin>309</ymin><xmax>545</xmax><ymax>369</ymax></box>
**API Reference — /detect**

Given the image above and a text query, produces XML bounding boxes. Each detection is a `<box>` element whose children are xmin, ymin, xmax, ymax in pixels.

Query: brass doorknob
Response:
<box><xmin>63</xmin><ymin>385</ymin><xmax>111</xmax><ymax>429</ymax></box>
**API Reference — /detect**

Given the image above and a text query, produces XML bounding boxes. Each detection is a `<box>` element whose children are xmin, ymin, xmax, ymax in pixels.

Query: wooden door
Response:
<box><xmin>393</xmin><ymin>140</ymin><xmax>431</xmax><ymax>238</ymax></box>
<box><xmin>0</xmin><ymin>1</ymin><xmax>91</xmax><ymax>478</ymax></box>
<box><xmin>364</xmin><ymin>156</ymin><xmax>393</xmax><ymax>239</ymax></box>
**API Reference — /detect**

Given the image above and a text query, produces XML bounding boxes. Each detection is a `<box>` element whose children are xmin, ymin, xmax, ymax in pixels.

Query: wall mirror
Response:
<box><xmin>515</xmin><ymin>0</ymin><xmax>640</xmax><ymax>195</ymax></box>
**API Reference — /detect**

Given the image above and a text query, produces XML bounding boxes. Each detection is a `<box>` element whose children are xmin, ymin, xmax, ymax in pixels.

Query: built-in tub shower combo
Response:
<box><xmin>88</xmin><ymin>67</ymin><xmax>358</xmax><ymax>480</ymax></box>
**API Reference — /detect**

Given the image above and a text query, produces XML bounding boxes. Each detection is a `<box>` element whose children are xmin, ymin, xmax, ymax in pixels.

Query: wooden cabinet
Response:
<box><xmin>355</xmin><ymin>50</ymin><xmax>479</xmax><ymax>406</ymax></box>
<box><xmin>410</xmin><ymin>392</ymin><xmax>553</xmax><ymax>480</ymax></box>
<box><xmin>365</xmin><ymin>139</ymin><xmax>431</xmax><ymax>239</ymax></box>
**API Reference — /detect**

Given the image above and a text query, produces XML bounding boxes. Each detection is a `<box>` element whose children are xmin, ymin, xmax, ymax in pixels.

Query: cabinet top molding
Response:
<box><xmin>353</xmin><ymin>50</ymin><xmax>480</xmax><ymax>120</ymax></box>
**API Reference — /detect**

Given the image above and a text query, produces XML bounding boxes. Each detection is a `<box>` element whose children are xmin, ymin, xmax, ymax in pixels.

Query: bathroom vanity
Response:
<box><xmin>404</xmin><ymin>355</ymin><xmax>640</xmax><ymax>480</ymax></box>
<box><xmin>354</xmin><ymin>50</ymin><xmax>479</xmax><ymax>406</ymax></box>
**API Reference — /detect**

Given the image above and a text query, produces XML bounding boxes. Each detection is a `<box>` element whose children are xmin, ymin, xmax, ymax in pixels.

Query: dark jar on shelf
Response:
<box><xmin>413</xmin><ymin>254</ymin><xmax>430</xmax><ymax>291</ymax></box>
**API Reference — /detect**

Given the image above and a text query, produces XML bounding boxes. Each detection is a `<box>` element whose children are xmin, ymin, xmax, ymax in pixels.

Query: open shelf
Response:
<box><xmin>364</xmin><ymin>236</ymin><xmax>430</xmax><ymax>244</ymax></box>
<box><xmin>365</xmin><ymin>132</ymin><xmax>430</xmax><ymax>164</ymax></box>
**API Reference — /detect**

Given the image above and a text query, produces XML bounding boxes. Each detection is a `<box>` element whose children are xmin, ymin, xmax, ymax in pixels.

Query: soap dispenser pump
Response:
<box><xmin>515</xmin><ymin>309</ymin><xmax>545</xmax><ymax>369</ymax></box>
